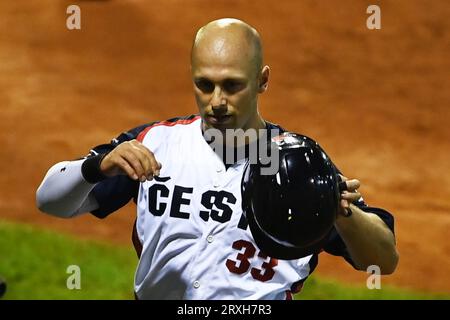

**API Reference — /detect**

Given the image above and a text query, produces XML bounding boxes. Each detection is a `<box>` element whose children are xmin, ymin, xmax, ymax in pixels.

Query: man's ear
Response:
<box><xmin>258</xmin><ymin>65</ymin><xmax>270</xmax><ymax>93</ymax></box>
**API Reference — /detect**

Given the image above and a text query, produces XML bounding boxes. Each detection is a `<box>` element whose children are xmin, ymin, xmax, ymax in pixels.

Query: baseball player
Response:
<box><xmin>36</xmin><ymin>19</ymin><xmax>398</xmax><ymax>300</ymax></box>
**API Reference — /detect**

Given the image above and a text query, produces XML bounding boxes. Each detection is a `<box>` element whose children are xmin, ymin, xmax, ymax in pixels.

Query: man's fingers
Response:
<box><xmin>339</xmin><ymin>178</ymin><xmax>362</xmax><ymax>211</ymax></box>
<box><xmin>345</xmin><ymin>179</ymin><xmax>360</xmax><ymax>191</ymax></box>
<box><xmin>341</xmin><ymin>191</ymin><xmax>361</xmax><ymax>202</ymax></box>
<box><xmin>133</xmin><ymin>147</ymin><xmax>155</xmax><ymax>180</ymax></box>
<box><xmin>339</xmin><ymin>179</ymin><xmax>360</xmax><ymax>192</ymax></box>
<box><xmin>123</xmin><ymin>151</ymin><xmax>146</xmax><ymax>181</ymax></box>
<box><xmin>146</xmin><ymin>150</ymin><xmax>160</xmax><ymax>177</ymax></box>
<box><xmin>100</xmin><ymin>140</ymin><xmax>161</xmax><ymax>181</ymax></box>
<box><xmin>134</xmin><ymin>143</ymin><xmax>161</xmax><ymax>178</ymax></box>
<box><xmin>129</xmin><ymin>142</ymin><xmax>153</xmax><ymax>180</ymax></box>
<box><xmin>116</xmin><ymin>157</ymin><xmax>139</xmax><ymax>180</ymax></box>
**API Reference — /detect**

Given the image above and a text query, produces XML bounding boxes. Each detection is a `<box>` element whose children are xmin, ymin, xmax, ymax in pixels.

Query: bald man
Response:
<box><xmin>36</xmin><ymin>18</ymin><xmax>398</xmax><ymax>300</ymax></box>
<box><xmin>192</xmin><ymin>19</ymin><xmax>267</xmax><ymax>134</ymax></box>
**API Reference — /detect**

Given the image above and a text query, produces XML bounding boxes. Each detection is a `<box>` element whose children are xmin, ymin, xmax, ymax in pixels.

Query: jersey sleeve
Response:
<box><xmin>87</xmin><ymin>122</ymin><xmax>157</xmax><ymax>219</ymax></box>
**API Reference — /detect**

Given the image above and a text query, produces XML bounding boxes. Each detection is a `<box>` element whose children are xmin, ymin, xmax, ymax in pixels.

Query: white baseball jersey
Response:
<box><xmin>132</xmin><ymin>115</ymin><xmax>311</xmax><ymax>300</ymax></box>
<box><xmin>83</xmin><ymin>115</ymin><xmax>395</xmax><ymax>300</ymax></box>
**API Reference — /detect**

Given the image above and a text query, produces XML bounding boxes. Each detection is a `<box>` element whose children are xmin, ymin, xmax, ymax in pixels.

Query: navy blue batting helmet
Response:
<box><xmin>242</xmin><ymin>132</ymin><xmax>341</xmax><ymax>259</ymax></box>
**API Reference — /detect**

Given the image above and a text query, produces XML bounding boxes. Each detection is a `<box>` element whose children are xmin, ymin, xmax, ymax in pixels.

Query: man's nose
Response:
<box><xmin>211</xmin><ymin>87</ymin><xmax>227</xmax><ymax>112</ymax></box>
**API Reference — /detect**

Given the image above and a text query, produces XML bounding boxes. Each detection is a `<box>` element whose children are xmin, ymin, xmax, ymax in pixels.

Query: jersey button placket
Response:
<box><xmin>193</xmin><ymin>281</ymin><xmax>200</xmax><ymax>289</ymax></box>
<box><xmin>213</xmin><ymin>163</ymin><xmax>225</xmax><ymax>188</ymax></box>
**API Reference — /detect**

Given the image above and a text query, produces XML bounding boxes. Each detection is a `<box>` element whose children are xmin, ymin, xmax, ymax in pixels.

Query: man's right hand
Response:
<box><xmin>100</xmin><ymin>139</ymin><xmax>161</xmax><ymax>182</ymax></box>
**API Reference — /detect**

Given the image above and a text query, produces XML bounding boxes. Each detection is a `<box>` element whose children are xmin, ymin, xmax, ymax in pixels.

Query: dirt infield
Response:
<box><xmin>1</xmin><ymin>0</ymin><xmax>449</xmax><ymax>293</ymax></box>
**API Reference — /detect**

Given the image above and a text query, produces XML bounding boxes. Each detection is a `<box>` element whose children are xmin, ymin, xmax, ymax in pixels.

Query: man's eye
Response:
<box><xmin>195</xmin><ymin>79</ymin><xmax>214</xmax><ymax>93</ymax></box>
<box><xmin>223</xmin><ymin>80</ymin><xmax>244</xmax><ymax>94</ymax></box>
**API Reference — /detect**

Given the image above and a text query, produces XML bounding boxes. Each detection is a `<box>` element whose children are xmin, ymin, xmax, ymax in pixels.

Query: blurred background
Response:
<box><xmin>0</xmin><ymin>0</ymin><xmax>449</xmax><ymax>299</ymax></box>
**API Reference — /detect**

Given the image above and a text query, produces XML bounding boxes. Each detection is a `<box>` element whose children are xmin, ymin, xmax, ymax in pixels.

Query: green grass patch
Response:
<box><xmin>1</xmin><ymin>220</ymin><xmax>448</xmax><ymax>300</ymax></box>
<box><xmin>0</xmin><ymin>220</ymin><xmax>137</xmax><ymax>299</ymax></box>
<box><xmin>296</xmin><ymin>275</ymin><xmax>450</xmax><ymax>300</ymax></box>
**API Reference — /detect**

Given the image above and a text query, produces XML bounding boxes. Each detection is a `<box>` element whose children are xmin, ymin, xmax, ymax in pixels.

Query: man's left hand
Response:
<box><xmin>338</xmin><ymin>175</ymin><xmax>361</xmax><ymax>217</ymax></box>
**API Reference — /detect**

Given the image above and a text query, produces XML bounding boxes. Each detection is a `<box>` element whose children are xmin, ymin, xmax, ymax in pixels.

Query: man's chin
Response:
<box><xmin>203</xmin><ymin>121</ymin><xmax>236</xmax><ymax>132</ymax></box>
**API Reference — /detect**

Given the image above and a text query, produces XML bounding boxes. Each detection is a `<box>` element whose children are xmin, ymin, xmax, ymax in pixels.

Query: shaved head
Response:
<box><xmin>190</xmin><ymin>18</ymin><xmax>269</xmax><ymax>133</ymax></box>
<box><xmin>191</xmin><ymin>18</ymin><xmax>263</xmax><ymax>76</ymax></box>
